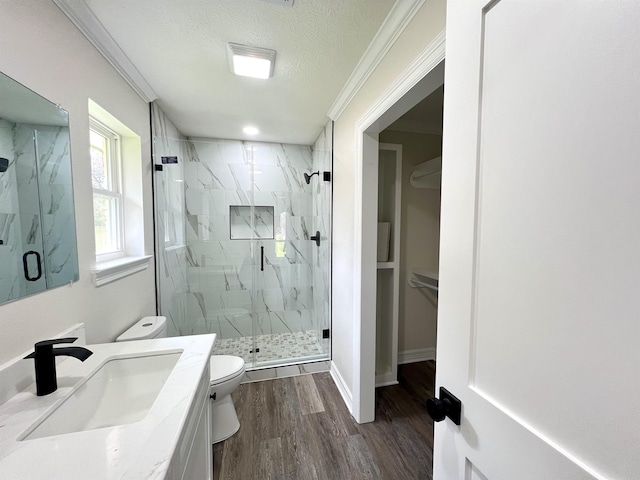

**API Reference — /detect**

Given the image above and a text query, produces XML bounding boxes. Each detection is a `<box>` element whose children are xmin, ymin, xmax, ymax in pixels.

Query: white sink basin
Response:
<box><xmin>21</xmin><ymin>351</ymin><xmax>182</xmax><ymax>440</ymax></box>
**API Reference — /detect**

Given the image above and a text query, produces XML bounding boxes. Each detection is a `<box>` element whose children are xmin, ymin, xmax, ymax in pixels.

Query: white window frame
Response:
<box><xmin>90</xmin><ymin>118</ymin><xmax>125</xmax><ymax>262</ymax></box>
<box><xmin>88</xmin><ymin>99</ymin><xmax>151</xmax><ymax>287</ymax></box>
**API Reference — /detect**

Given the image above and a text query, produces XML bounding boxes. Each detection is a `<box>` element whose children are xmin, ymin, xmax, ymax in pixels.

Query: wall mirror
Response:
<box><xmin>0</xmin><ymin>71</ymin><xmax>79</xmax><ymax>304</ymax></box>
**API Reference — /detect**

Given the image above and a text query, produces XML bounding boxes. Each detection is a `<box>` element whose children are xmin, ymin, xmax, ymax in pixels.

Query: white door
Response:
<box><xmin>435</xmin><ymin>1</ymin><xmax>640</xmax><ymax>479</ymax></box>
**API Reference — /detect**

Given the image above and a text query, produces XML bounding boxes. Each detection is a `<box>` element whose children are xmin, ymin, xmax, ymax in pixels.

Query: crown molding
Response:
<box><xmin>356</xmin><ymin>29</ymin><xmax>445</xmax><ymax>133</ymax></box>
<box><xmin>327</xmin><ymin>0</ymin><xmax>426</xmax><ymax>121</ymax></box>
<box><xmin>53</xmin><ymin>0</ymin><xmax>158</xmax><ymax>103</ymax></box>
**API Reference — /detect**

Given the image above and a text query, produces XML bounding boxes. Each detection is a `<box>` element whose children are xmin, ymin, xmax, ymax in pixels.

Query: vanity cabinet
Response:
<box><xmin>181</xmin><ymin>390</ymin><xmax>212</xmax><ymax>480</ymax></box>
<box><xmin>169</xmin><ymin>368</ymin><xmax>212</xmax><ymax>480</ymax></box>
<box><xmin>0</xmin><ymin>328</ymin><xmax>215</xmax><ymax>479</ymax></box>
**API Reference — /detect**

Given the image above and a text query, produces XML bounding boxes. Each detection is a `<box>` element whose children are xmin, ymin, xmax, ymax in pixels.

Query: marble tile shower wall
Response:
<box><xmin>182</xmin><ymin>139</ymin><xmax>317</xmax><ymax>340</ymax></box>
<box><xmin>0</xmin><ymin>120</ymin><xmax>23</xmax><ymax>301</ymax></box>
<box><xmin>151</xmin><ymin>103</ymin><xmax>189</xmax><ymax>337</ymax></box>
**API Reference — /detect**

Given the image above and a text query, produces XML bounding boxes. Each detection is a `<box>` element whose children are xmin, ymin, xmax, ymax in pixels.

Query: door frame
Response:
<box><xmin>352</xmin><ymin>31</ymin><xmax>446</xmax><ymax>422</ymax></box>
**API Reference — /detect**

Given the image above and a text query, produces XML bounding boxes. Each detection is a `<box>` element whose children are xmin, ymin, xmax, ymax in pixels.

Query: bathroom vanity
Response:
<box><xmin>0</xmin><ymin>330</ymin><xmax>215</xmax><ymax>479</ymax></box>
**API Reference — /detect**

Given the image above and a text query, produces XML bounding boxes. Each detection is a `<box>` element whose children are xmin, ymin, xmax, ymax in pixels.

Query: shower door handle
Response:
<box><xmin>260</xmin><ymin>246</ymin><xmax>264</xmax><ymax>271</ymax></box>
<box><xmin>23</xmin><ymin>251</ymin><xmax>42</xmax><ymax>282</ymax></box>
<box><xmin>310</xmin><ymin>231</ymin><xmax>321</xmax><ymax>247</ymax></box>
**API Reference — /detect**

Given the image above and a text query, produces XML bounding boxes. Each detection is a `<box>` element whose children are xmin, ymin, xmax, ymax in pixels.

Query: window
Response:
<box><xmin>90</xmin><ymin>119</ymin><xmax>124</xmax><ymax>261</ymax></box>
<box><xmin>88</xmin><ymin>99</ymin><xmax>151</xmax><ymax>286</ymax></box>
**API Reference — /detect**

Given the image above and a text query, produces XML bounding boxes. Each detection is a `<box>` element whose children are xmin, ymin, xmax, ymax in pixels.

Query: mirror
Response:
<box><xmin>0</xmin><ymin>71</ymin><xmax>79</xmax><ymax>304</ymax></box>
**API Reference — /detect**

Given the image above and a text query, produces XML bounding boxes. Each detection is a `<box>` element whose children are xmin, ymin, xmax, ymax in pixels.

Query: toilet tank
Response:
<box><xmin>116</xmin><ymin>316</ymin><xmax>167</xmax><ymax>342</ymax></box>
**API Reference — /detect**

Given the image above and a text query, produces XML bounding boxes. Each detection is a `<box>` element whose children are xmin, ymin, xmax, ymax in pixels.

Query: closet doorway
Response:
<box><xmin>375</xmin><ymin>86</ymin><xmax>443</xmax><ymax>389</ymax></box>
<box><xmin>353</xmin><ymin>48</ymin><xmax>444</xmax><ymax>422</ymax></box>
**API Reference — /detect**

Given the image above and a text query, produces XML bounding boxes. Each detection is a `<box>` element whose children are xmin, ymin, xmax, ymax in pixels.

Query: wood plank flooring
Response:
<box><xmin>213</xmin><ymin>361</ymin><xmax>435</xmax><ymax>480</ymax></box>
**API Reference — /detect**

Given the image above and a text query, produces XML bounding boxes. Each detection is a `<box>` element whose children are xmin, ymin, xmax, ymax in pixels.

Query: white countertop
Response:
<box><xmin>0</xmin><ymin>334</ymin><xmax>215</xmax><ymax>480</ymax></box>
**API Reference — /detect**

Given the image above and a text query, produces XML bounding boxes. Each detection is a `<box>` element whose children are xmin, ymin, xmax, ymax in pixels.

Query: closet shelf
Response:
<box><xmin>377</xmin><ymin>262</ymin><xmax>396</xmax><ymax>270</ymax></box>
<box><xmin>410</xmin><ymin>156</ymin><xmax>442</xmax><ymax>189</ymax></box>
<box><xmin>408</xmin><ymin>269</ymin><xmax>439</xmax><ymax>291</ymax></box>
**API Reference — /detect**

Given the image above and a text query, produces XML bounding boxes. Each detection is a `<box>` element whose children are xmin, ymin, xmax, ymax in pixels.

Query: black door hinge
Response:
<box><xmin>322</xmin><ymin>329</ymin><xmax>330</xmax><ymax>339</ymax></box>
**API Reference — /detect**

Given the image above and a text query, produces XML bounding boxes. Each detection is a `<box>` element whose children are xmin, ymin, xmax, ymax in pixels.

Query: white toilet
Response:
<box><xmin>116</xmin><ymin>316</ymin><xmax>245</xmax><ymax>444</ymax></box>
<box><xmin>208</xmin><ymin>355</ymin><xmax>245</xmax><ymax>442</ymax></box>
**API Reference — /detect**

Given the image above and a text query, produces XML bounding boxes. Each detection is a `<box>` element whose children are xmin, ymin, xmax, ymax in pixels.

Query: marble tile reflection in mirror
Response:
<box><xmin>0</xmin><ymin>71</ymin><xmax>79</xmax><ymax>304</ymax></box>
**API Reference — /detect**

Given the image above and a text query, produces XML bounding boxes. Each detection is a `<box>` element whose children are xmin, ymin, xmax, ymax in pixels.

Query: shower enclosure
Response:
<box><xmin>153</xmin><ymin>115</ymin><xmax>332</xmax><ymax>370</ymax></box>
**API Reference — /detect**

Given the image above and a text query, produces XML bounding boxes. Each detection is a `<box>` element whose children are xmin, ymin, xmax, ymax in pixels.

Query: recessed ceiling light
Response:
<box><xmin>228</xmin><ymin>43</ymin><xmax>276</xmax><ymax>79</ymax></box>
<box><xmin>243</xmin><ymin>126</ymin><xmax>259</xmax><ymax>135</ymax></box>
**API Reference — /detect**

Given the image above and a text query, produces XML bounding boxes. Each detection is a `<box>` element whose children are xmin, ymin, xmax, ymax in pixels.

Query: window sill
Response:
<box><xmin>92</xmin><ymin>255</ymin><xmax>153</xmax><ymax>287</ymax></box>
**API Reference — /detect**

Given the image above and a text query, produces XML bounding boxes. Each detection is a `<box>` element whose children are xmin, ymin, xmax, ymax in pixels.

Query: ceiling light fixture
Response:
<box><xmin>227</xmin><ymin>43</ymin><xmax>276</xmax><ymax>79</ymax></box>
<box><xmin>243</xmin><ymin>126</ymin><xmax>259</xmax><ymax>135</ymax></box>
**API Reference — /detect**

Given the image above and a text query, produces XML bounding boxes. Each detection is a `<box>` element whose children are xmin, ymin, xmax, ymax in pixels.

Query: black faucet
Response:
<box><xmin>24</xmin><ymin>337</ymin><xmax>93</xmax><ymax>396</ymax></box>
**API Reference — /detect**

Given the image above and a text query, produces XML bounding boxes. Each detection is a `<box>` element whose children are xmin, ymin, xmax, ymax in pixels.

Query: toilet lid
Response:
<box><xmin>210</xmin><ymin>355</ymin><xmax>245</xmax><ymax>384</ymax></box>
<box><xmin>116</xmin><ymin>316</ymin><xmax>166</xmax><ymax>342</ymax></box>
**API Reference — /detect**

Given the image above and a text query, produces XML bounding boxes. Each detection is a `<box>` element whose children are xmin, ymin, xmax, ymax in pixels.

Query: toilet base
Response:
<box><xmin>211</xmin><ymin>395</ymin><xmax>240</xmax><ymax>444</ymax></box>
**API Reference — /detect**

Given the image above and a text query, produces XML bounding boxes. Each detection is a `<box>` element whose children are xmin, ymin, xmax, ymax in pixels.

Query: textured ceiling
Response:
<box><xmin>83</xmin><ymin>0</ymin><xmax>395</xmax><ymax>145</ymax></box>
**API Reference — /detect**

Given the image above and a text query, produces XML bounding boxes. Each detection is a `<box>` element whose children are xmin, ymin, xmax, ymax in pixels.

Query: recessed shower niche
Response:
<box><xmin>153</xmin><ymin>108</ymin><xmax>333</xmax><ymax>370</ymax></box>
<box><xmin>230</xmin><ymin>206</ymin><xmax>274</xmax><ymax>240</ymax></box>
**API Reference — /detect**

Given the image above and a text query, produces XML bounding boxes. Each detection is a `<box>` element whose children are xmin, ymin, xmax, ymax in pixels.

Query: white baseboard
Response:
<box><xmin>330</xmin><ymin>361</ymin><xmax>353</xmax><ymax>414</ymax></box>
<box><xmin>398</xmin><ymin>347</ymin><xmax>436</xmax><ymax>365</ymax></box>
<box><xmin>375</xmin><ymin>378</ymin><xmax>400</xmax><ymax>388</ymax></box>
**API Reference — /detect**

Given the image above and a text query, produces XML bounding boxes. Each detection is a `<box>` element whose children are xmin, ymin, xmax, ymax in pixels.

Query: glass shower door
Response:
<box><xmin>312</xmin><ymin>122</ymin><xmax>333</xmax><ymax>359</ymax></box>
<box><xmin>249</xmin><ymin>139</ymin><xmax>331</xmax><ymax>367</ymax></box>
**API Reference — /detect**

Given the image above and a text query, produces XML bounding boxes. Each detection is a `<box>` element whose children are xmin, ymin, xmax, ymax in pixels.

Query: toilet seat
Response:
<box><xmin>210</xmin><ymin>355</ymin><xmax>244</xmax><ymax>385</ymax></box>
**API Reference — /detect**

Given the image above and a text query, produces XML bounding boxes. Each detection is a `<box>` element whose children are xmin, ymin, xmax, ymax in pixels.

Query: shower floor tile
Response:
<box><xmin>212</xmin><ymin>331</ymin><xmax>326</xmax><ymax>367</ymax></box>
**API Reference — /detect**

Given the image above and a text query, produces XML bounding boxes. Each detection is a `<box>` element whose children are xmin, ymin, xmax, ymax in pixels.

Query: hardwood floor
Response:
<box><xmin>213</xmin><ymin>361</ymin><xmax>436</xmax><ymax>480</ymax></box>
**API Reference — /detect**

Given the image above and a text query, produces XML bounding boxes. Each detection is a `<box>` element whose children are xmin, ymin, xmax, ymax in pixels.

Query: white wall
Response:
<box><xmin>332</xmin><ymin>0</ymin><xmax>446</xmax><ymax>402</ymax></box>
<box><xmin>379</xmin><ymin>130</ymin><xmax>441</xmax><ymax>353</ymax></box>
<box><xmin>0</xmin><ymin>1</ymin><xmax>155</xmax><ymax>364</ymax></box>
